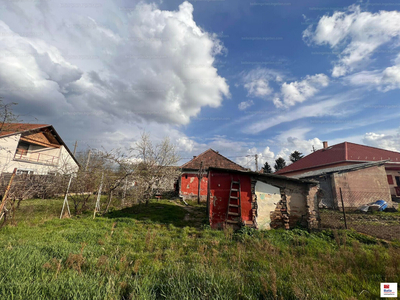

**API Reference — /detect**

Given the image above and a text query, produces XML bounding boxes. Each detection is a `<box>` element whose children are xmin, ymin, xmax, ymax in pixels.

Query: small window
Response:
<box><xmin>396</xmin><ymin>176</ymin><xmax>400</xmax><ymax>187</ymax></box>
<box><xmin>387</xmin><ymin>175</ymin><xmax>394</xmax><ymax>185</ymax></box>
<box><xmin>185</xmin><ymin>174</ymin><xmax>188</xmax><ymax>179</ymax></box>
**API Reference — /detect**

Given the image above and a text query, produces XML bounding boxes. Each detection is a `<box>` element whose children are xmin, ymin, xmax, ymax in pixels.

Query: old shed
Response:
<box><xmin>207</xmin><ymin>167</ymin><xmax>319</xmax><ymax>230</ymax></box>
<box><xmin>179</xmin><ymin>149</ymin><xmax>246</xmax><ymax>202</ymax></box>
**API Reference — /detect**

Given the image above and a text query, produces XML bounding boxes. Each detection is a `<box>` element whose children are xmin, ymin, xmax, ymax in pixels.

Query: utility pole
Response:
<box><xmin>85</xmin><ymin>149</ymin><xmax>91</xmax><ymax>171</ymax></box>
<box><xmin>246</xmin><ymin>154</ymin><xmax>259</xmax><ymax>171</ymax></box>
<box><xmin>73</xmin><ymin>141</ymin><xmax>78</xmax><ymax>156</ymax></box>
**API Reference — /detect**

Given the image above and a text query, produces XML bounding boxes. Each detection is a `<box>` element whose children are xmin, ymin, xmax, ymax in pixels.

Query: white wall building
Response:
<box><xmin>0</xmin><ymin>123</ymin><xmax>80</xmax><ymax>175</ymax></box>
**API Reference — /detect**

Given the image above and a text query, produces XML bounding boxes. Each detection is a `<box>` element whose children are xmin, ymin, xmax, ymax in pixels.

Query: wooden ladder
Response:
<box><xmin>226</xmin><ymin>180</ymin><xmax>241</xmax><ymax>226</ymax></box>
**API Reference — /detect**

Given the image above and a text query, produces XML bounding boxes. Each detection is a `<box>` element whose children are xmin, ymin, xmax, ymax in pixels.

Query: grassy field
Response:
<box><xmin>0</xmin><ymin>198</ymin><xmax>399</xmax><ymax>299</ymax></box>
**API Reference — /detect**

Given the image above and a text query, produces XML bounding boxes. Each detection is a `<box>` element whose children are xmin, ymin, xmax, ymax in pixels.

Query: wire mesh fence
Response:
<box><xmin>319</xmin><ymin>188</ymin><xmax>400</xmax><ymax>241</ymax></box>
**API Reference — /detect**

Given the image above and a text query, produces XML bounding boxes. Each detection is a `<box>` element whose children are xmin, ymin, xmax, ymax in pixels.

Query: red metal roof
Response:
<box><xmin>0</xmin><ymin>123</ymin><xmax>50</xmax><ymax>137</ymax></box>
<box><xmin>275</xmin><ymin>142</ymin><xmax>400</xmax><ymax>175</ymax></box>
<box><xmin>181</xmin><ymin>149</ymin><xmax>246</xmax><ymax>171</ymax></box>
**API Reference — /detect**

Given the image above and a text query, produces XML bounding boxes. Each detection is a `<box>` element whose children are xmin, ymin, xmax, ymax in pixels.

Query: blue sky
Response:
<box><xmin>0</xmin><ymin>0</ymin><xmax>400</xmax><ymax>169</ymax></box>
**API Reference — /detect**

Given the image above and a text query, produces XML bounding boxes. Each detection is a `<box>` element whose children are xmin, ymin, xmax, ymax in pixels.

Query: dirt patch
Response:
<box><xmin>320</xmin><ymin>210</ymin><xmax>400</xmax><ymax>241</ymax></box>
<box><xmin>175</xmin><ymin>202</ymin><xmax>206</xmax><ymax>228</ymax></box>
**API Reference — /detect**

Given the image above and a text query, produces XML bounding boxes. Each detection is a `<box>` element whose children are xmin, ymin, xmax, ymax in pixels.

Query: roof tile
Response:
<box><xmin>182</xmin><ymin>149</ymin><xmax>246</xmax><ymax>171</ymax></box>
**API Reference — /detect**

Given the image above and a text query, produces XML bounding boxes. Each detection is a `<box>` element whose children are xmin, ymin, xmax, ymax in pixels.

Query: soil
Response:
<box><xmin>175</xmin><ymin>202</ymin><xmax>206</xmax><ymax>228</ymax></box>
<box><xmin>320</xmin><ymin>210</ymin><xmax>400</xmax><ymax>241</ymax></box>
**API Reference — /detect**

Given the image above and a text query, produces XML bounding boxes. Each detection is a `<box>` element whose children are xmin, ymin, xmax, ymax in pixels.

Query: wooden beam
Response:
<box><xmin>20</xmin><ymin>137</ymin><xmax>61</xmax><ymax>148</ymax></box>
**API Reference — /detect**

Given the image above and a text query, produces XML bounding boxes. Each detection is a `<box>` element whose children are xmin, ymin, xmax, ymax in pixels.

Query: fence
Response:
<box><xmin>319</xmin><ymin>189</ymin><xmax>400</xmax><ymax>241</ymax></box>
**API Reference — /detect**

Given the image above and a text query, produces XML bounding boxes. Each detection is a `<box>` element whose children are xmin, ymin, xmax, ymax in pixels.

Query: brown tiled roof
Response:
<box><xmin>0</xmin><ymin>123</ymin><xmax>50</xmax><ymax>137</ymax></box>
<box><xmin>181</xmin><ymin>149</ymin><xmax>246</xmax><ymax>171</ymax></box>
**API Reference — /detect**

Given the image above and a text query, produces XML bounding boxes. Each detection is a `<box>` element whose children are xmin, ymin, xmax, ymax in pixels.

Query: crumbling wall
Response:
<box><xmin>255</xmin><ymin>181</ymin><xmax>281</xmax><ymax>230</ymax></box>
<box><xmin>268</xmin><ymin>181</ymin><xmax>317</xmax><ymax>230</ymax></box>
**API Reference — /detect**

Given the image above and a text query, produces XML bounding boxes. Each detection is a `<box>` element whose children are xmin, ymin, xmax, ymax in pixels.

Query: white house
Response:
<box><xmin>0</xmin><ymin>123</ymin><xmax>80</xmax><ymax>175</ymax></box>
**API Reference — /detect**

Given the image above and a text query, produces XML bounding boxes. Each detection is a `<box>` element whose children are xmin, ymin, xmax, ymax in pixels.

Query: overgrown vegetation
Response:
<box><xmin>0</xmin><ymin>198</ymin><xmax>399</xmax><ymax>299</ymax></box>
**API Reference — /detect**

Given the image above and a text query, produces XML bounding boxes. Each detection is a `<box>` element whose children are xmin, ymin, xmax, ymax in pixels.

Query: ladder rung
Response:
<box><xmin>229</xmin><ymin>204</ymin><xmax>239</xmax><ymax>208</ymax></box>
<box><xmin>232</xmin><ymin>181</ymin><xmax>240</xmax><ymax>184</ymax></box>
<box><xmin>226</xmin><ymin>220</ymin><xmax>239</xmax><ymax>224</ymax></box>
<box><xmin>230</xmin><ymin>196</ymin><xmax>238</xmax><ymax>199</ymax></box>
<box><xmin>231</xmin><ymin>189</ymin><xmax>239</xmax><ymax>192</ymax></box>
<box><xmin>228</xmin><ymin>212</ymin><xmax>239</xmax><ymax>216</ymax></box>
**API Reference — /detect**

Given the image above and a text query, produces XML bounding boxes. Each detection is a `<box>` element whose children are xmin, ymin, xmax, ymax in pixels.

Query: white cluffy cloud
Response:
<box><xmin>274</xmin><ymin>73</ymin><xmax>329</xmax><ymax>108</ymax></box>
<box><xmin>238</xmin><ymin>100</ymin><xmax>254</xmax><ymax>110</ymax></box>
<box><xmin>303</xmin><ymin>5</ymin><xmax>400</xmax><ymax>78</ymax></box>
<box><xmin>362</xmin><ymin>129</ymin><xmax>400</xmax><ymax>152</ymax></box>
<box><xmin>346</xmin><ymin>60</ymin><xmax>400</xmax><ymax>92</ymax></box>
<box><xmin>0</xmin><ymin>1</ymin><xmax>229</xmax><ymax>127</ymax></box>
<box><xmin>242</xmin><ymin>68</ymin><xmax>283</xmax><ymax>98</ymax></box>
<box><xmin>242</xmin><ymin>68</ymin><xmax>328</xmax><ymax>108</ymax></box>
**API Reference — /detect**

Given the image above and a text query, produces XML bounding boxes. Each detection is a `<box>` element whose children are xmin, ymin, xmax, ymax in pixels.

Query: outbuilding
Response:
<box><xmin>179</xmin><ymin>149</ymin><xmax>246</xmax><ymax>202</ymax></box>
<box><xmin>207</xmin><ymin>167</ymin><xmax>319</xmax><ymax>230</ymax></box>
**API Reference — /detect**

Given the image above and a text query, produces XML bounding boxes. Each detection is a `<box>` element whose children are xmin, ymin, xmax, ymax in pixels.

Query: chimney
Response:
<box><xmin>323</xmin><ymin>141</ymin><xmax>328</xmax><ymax>149</ymax></box>
<box><xmin>193</xmin><ymin>156</ymin><xmax>196</xmax><ymax>159</ymax></box>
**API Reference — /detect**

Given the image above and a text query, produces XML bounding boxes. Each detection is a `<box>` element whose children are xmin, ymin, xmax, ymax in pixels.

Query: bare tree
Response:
<box><xmin>132</xmin><ymin>133</ymin><xmax>180</xmax><ymax>205</ymax></box>
<box><xmin>0</xmin><ymin>97</ymin><xmax>19</xmax><ymax>133</ymax></box>
<box><xmin>97</xmin><ymin>149</ymin><xmax>135</xmax><ymax>213</ymax></box>
<box><xmin>66</xmin><ymin>150</ymin><xmax>104</xmax><ymax>215</ymax></box>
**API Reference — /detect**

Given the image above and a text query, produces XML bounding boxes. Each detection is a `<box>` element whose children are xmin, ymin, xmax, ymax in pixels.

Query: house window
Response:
<box><xmin>185</xmin><ymin>174</ymin><xmax>188</xmax><ymax>179</ymax></box>
<box><xmin>387</xmin><ymin>175</ymin><xmax>394</xmax><ymax>185</ymax></box>
<box><xmin>396</xmin><ymin>176</ymin><xmax>400</xmax><ymax>187</ymax></box>
<box><xmin>16</xmin><ymin>141</ymin><xmax>30</xmax><ymax>156</ymax></box>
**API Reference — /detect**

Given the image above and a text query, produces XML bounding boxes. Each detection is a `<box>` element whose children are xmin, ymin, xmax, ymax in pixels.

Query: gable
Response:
<box><xmin>20</xmin><ymin>131</ymin><xmax>61</xmax><ymax>148</ymax></box>
<box><xmin>182</xmin><ymin>149</ymin><xmax>245</xmax><ymax>171</ymax></box>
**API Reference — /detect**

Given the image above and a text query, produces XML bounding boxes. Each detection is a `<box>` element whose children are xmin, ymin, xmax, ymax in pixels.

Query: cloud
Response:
<box><xmin>276</xmin><ymin>73</ymin><xmax>329</xmax><ymax>107</ymax></box>
<box><xmin>362</xmin><ymin>129</ymin><xmax>400</xmax><ymax>152</ymax></box>
<box><xmin>303</xmin><ymin>5</ymin><xmax>400</xmax><ymax>78</ymax></box>
<box><xmin>271</xmin><ymin>128</ymin><xmax>323</xmax><ymax>163</ymax></box>
<box><xmin>238</xmin><ymin>100</ymin><xmax>254</xmax><ymax>110</ymax></box>
<box><xmin>242</xmin><ymin>68</ymin><xmax>328</xmax><ymax>108</ymax></box>
<box><xmin>346</xmin><ymin>64</ymin><xmax>400</xmax><ymax>92</ymax></box>
<box><xmin>242</xmin><ymin>94</ymin><xmax>351</xmax><ymax>134</ymax></box>
<box><xmin>242</xmin><ymin>68</ymin><xmax>283</xmax><ymax>98</ymax></box>
<box><xmin>0</xmin><ymin>1</ymin><xmax>229</xmax><ymax>128</ymax></box>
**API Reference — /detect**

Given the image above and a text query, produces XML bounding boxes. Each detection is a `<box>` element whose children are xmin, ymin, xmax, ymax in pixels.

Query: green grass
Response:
<box><xmin>0</xmin><ymin>198</ymin><xmax>399</xmax><ymax>299</ymax></box>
